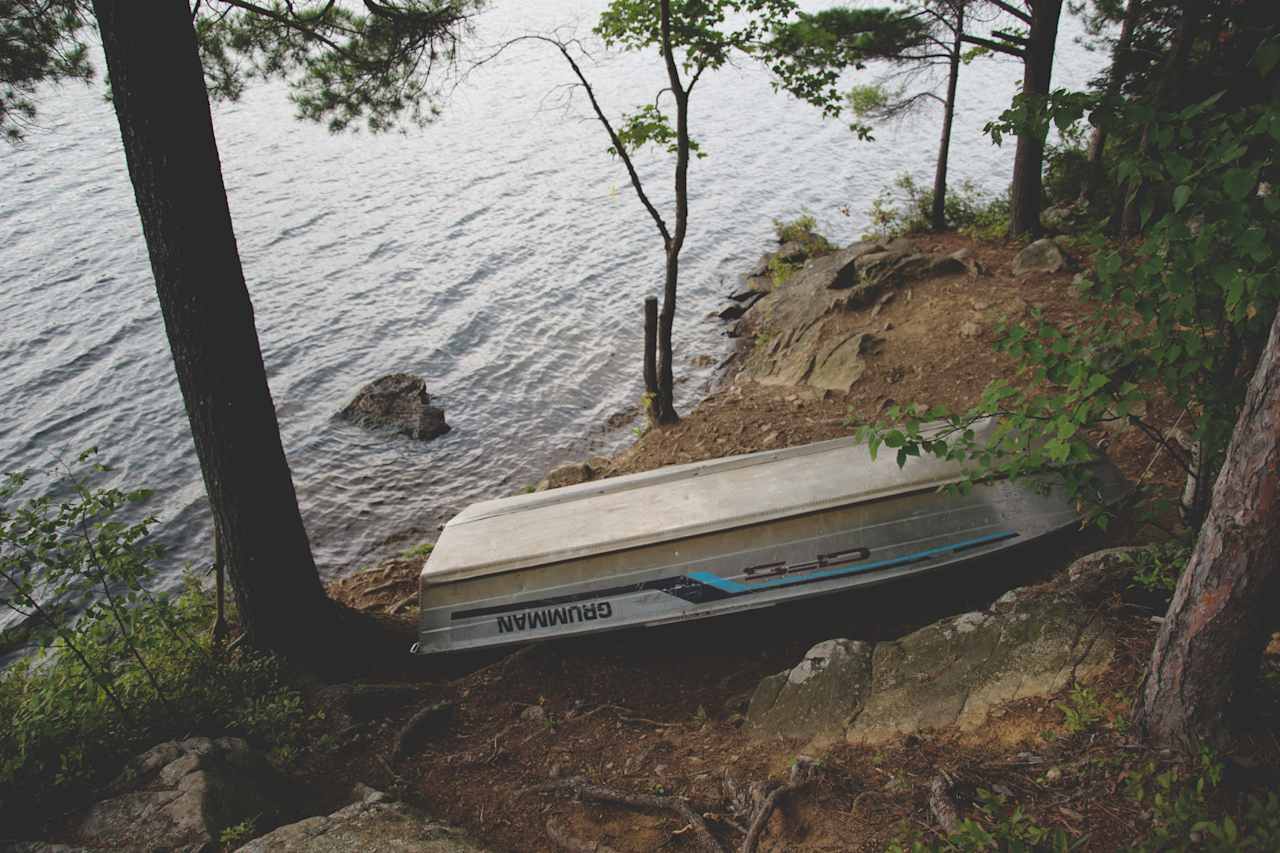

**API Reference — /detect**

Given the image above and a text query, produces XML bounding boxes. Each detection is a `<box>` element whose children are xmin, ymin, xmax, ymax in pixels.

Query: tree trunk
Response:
<box><xmin>1121</xmin><ymin>0</ymin><xmax>1200</xmax><ymax>236</ymax></box>
<box><xmin>653</xmin><ymin>0</ymin><xmax>685</xmax><ymax>426</ymax></box>
<box><xmin>1008</xmin><ymin>0</ymin><xmax>1062</xmax><ymax>238</ymax></box>
<box><xmin>643</xmin><ymin>295</ymin><xmax>659</xmax><ymax>415</ymax></box>
<box><xmin>1079</xmin><ymin>0</ymin><xmax>1141</xmax><ymax>205</ymax></box>
<box><xmin>1137</xmin><ymin>307</ymin><xmax>1280</xmax><ymax>748</ymax></box>
<box><xmin>93</xmin><ymin>0</ymin><xmax>332</xmax><ymax>658</ymax></box>
<box><xmin>930</xmin><ymin>5</ymin><xmax>963</xmax><ymax>232</ymax></box>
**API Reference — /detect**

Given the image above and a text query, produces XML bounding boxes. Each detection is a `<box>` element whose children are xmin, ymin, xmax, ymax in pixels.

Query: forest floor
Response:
<box><xmin>307</xmin><ymin>232</ymin><xmax>1280</xmax><ymax>852</ymax></box>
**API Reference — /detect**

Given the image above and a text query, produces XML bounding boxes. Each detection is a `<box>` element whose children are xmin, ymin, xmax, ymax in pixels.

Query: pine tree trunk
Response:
<box><xmin>1008</xmin><ymin>0</ymin><xmax>1062</xmax><ymax>238</ymax></box>
<box><xmin>93</xmin><ymin>0</ymin><xmax>332</xmax><ymax>658</ymax></box>
<box><xmin>1079</xmin><ymin>0</ymin><xmax>1141</xmax><ymax>205</ymax></box>
<box><xmin>1137</xmin><ymin>307</ymin><xmax>1280</xmax><ymax>748</ymax></box>
<box><xmin>930</xmin><ymin>7</ymin><xmax>963</xmax><ymax>232</ymax></box>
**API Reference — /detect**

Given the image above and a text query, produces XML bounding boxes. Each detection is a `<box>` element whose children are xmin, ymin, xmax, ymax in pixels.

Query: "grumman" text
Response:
<box><xmin>495</xmin><ymin>601</ymin><xmax>614</xmax><ymax>634</ymax></box>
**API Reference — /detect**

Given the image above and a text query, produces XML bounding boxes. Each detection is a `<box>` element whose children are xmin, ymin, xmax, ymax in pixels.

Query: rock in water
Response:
<box><xmin>339</xmin><ymin>374</ymin><xmax>450</xmax><ymax>441</ymax></box>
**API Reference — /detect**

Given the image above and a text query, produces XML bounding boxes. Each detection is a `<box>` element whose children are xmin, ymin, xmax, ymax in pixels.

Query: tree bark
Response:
<box><xmin>1079</xmin><ymin>0</ymin><xmax>1141</xmax><ymax>205</ymax></box>
<box><xmin>653</xmin><ymin>0</ymin><xmax>685</xmax><ymax>426</ymax></box>
<box><xmin>930</xmin><ymin>4</ymin><xmax>963</xmax><ymax>232</ymax></box>
<box><xmin>1007</xmin><ymin>0</ymin><xmax>1062</xmax><ymax>238</ymax></box>
<box><xmin>93</xmin><ymin>0</ymin><xmax>332</xmax><ymax>658</ymax></box>
<box><xmin>643</xmin><ymin>295</ymin><xmax>659</xmax><ymax>410</ymax></box>
<box><xmin>1137</xmin><ymin>307</ymin><xmax>1280</xmax><ymax>748</ymax></box>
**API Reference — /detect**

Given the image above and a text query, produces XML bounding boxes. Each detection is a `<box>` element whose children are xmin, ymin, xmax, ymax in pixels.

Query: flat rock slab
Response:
<box><xmin>236</xmin><ymin>789</ymin><xmax>490</xmax><ymax>853</ymax></box>
<box><xmin>747</xmin><ymin>549</ymin><xmax>1131</xmax><ymax>745</ymax></box>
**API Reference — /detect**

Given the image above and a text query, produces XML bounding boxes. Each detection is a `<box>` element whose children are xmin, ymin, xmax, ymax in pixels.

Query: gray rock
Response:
<box><xmin>846</xmin><ymin>589</ymin><xmax>1114</xmax><ymax>744</ymax></box>
<box><xmin>745</xmin><ymin>550</ymin><xmax>1127</xmax><ymax>745</ymax></box>
<box><xmin>1011</xmin><ymin>238</ymin><xmax>1069</xmax><ymax>276</ymax></box>
<box><xmin>959</xmin><ymin>321</ymin><xmax>981</xmax><ymax>338</ymax></box>
<box><xmin>806</xmin><ymin>332</ymin><xmax>882</xmax><ymax>392</ymax></box>
<box><xmin>747</xmin><ymin>640</ymin><xmax>873</xmax><ymax>739</ymax></box>
<box><xmin>339</xmin><ymin>373</ymin><xmax>450</xmax><ymax>441</ymax></box>
<box><xmin>1040</xmin><ymin>201</ymin><xmax>1089</xmax><ymax>235</ymax></box>
<box><xmin>535</xmin><ymin>461</ymin><xmax>595</xmax><ymax>492</ymax></box>
<box><xmin>236</xmin><ymin>789</ymin><xmax>489</xmax><ymax>853</ymax></box>
<box><xmin>931</xmin><ymin>247</ymin><xmax>982</xmax><ymax>278</ymax></box>
<box><xmin>65</xmin><ymin>737</ymin><xmax>289</xmax><ymax>852</ymax></box>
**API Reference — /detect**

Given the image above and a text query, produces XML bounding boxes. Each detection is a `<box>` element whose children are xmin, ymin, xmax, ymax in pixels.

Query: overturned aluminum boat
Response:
<box><xmin>414</xmin><ymin>422</ymin><xmax>1124</xmax><ymax>655</ymax></box>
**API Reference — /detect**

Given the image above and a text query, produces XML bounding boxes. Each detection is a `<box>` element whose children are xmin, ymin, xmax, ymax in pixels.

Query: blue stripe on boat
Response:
<box><xmin>687</xmin><ymin>530</ymin><xmax>1019</xmax><ymax>594</ymax></box>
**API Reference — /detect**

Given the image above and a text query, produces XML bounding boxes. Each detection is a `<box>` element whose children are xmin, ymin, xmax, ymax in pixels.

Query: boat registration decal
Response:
<box><xmin>688</xmin><ymin>530</ymin><xmax>1019</xmax><ymax>594</ymax></box>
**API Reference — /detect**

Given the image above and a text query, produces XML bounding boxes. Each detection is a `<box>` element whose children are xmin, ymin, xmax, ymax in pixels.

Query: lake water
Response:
<box><xmin>0</xmin><ymin>1</ymin><xmax>1104</xmax><ymax>620</ymax></box>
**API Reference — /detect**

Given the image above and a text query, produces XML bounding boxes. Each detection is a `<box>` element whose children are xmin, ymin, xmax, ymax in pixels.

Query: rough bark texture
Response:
<box><xmin>643</xmin><ymin>296</ymin><xmax>659</xmax><ymax>408</ymax></box>
<box><xmin>93</xmin><ymin>0</ymin><xmax>331</xmax><ymax>657</ymax></box>
<box><xmin>1008</xmin><ymin>0</ymin><xmax>1062</xmax><ymax>238</ymax></box>
<box><xmin>1137</xmin><ymin>308</ymin><xmax>1280</xmax><ymax>748</ymax></box>
<box><xmin>929</xmin><ymin>5</ymin><xmax>963</xmax><ymax>232</ymax></box>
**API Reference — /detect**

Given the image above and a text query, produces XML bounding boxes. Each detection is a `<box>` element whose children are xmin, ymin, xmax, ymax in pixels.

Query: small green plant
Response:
<box><xmin>863</xmin><ymin>172</ymin><xmax>1010</xmax><ymax>239</ymax></box>
<box><xmin>1126</xmin><ymin>541</ymin><xmax>1193</xmax><ymax>594</ymax></box>
<box><xmin>888</xmin><ymin>788</ymin><xmax>1081</xmax><ymax>852</ymax></box>
<box><xmin>767</xmin><ymin>254</ymin><xmax>801</xmax><ymax>287</ymax></box>
<box><xmin>219</xmin><ymin>817</ymin><xmax>257</xmax><ymax>850</ymax></box>
<box><xmin>0</xmin><ymin>455</ymin><xmax>311</xmax><ymax>826</ymax></box>
<box><xmin>400</xmin><ymin>542</ymin><xmax>434</xmax><ymax>560</ymax></box>
<box><xmin>1056</xmin><ymin>685</ymin><xmax>1106</xmax><ymax>734</ymax></box>
<box><xmin>772</xmin><ymin>214</ymin><xmax>835</xmax><ymax>255</ymax></box>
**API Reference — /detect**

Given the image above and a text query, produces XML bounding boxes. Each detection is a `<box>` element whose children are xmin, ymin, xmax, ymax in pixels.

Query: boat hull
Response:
<box><xmin>414</xmin><ymin>468</ymin><xmax>1119</xmax><ymax>655</ymax></box>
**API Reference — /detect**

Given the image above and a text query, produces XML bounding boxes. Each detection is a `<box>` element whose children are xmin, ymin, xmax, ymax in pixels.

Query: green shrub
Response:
<box><xmin>0</xmin><ymin>455</ymin><xmax>309</xmax><ymax>824</ymax></box>
<box><xmin>865</xmin><ymin>173</ymin><xmax>1010</xmax><ymax>240</ymax></box>
<box><xmin>1125</xmin><ymin>541</ymin><xmax>1193</xmax><ymax>594</ymax></box>
<box><xmin>772</xmin><ymin>214</ymin><xmax>835</xmax><ymax>256</ymax></box>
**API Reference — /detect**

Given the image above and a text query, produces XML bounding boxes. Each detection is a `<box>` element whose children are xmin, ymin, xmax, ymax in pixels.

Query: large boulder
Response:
<box><xmin>339</xmin><ymin>374</ymin><xmax>450</xmax><ymax>441</ymax></box>
<box><xmin>235</xmin><ymin>787</ymin><xmax>489</xmax><ymax>853</ymax></box>
<box><xmin>747</xmin><ymin>640</ymin><xmax>873</xmax><ymax>739</ymax></box>
<box><xmin>1011</xmin><ymin>238</ymin><xmax>1069</xmax><ymax>276</ymax></box>
<box><xmin>746</xmin><ymin>550</ymin><xmax>1128</xmax><ymax>745</ymax></box>
<box><xmin>63</xmin><ymin>737</ymin><xmax>291</xmax><ymax>851</ymax></box>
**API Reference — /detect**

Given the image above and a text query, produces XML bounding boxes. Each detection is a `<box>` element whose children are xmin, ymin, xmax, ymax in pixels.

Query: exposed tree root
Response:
<box><xmin>739</xmin><ymin>758</ymin><xmax>815</xmax><ymax>853</ymax></box>
<box><xmin>390</xmin><ymin>700</ymin><xmax>454</xmax><ymax>763</ymax></box>
<box><xmin>527</xmin><ymin>758</ymin><xmax>818</xmax><ymax>853</ymax></box>
<box><xmin>546</xmin><ymin>816</ymin><xmax>623</xmax><ymax>853</ymax></box>
<box><xmin>527</xmin><ymin>776</ymin><xmax>724</xmax><ymax>853</ymax></box>
<box><xmin>928</xmin><ymin>773</ymin><xmax>961</xmax><ymax>834</ymax></box>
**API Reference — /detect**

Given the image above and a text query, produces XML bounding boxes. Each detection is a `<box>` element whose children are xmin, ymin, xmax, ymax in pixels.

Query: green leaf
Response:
<box><xmin>1172</xmin><ymin>185</ymin><xmax>1191</xmax><ymax>213</ymax></box>
<box><xmin>1223</xmin><ymin>168</ymin><xmax>1256</xmax><ymax>201</ymax></box>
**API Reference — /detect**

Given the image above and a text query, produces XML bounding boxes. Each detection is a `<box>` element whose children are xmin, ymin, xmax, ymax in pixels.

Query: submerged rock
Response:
<box><xmin>339</xmin><ymin>373</ymin><xmax>450</xmax><ymax>441</ymax></box>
